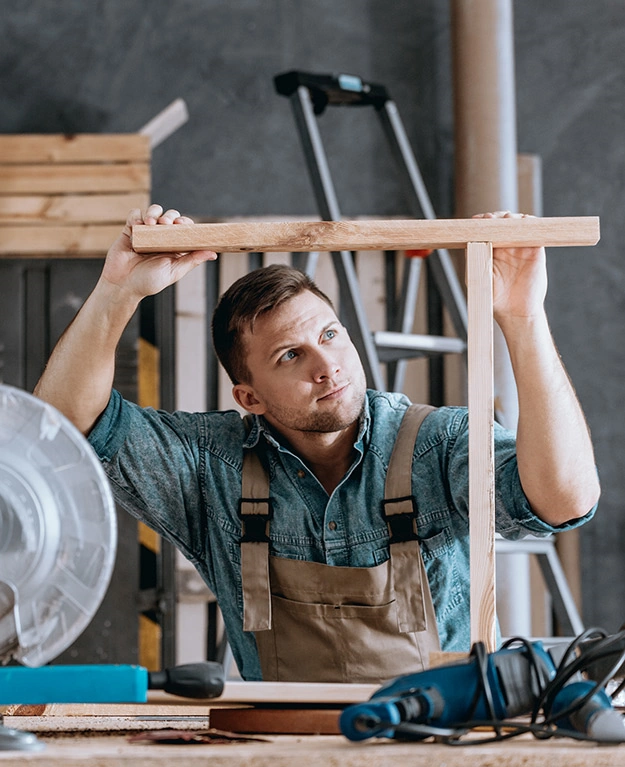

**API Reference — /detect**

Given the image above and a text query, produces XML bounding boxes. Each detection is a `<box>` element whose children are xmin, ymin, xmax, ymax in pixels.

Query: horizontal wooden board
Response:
<box><xmin>150</xmin><ymin>680</ymin><xmax>377</xmax><ymax>705</ymax></box>
<box><xmin>0</xmin><ymin>702</ymin><xmax>211</xmax><ymax>717</ymax></box>
<box><xmin>0</xmin><ymin>224</ymin><xmax>120</xmax><ymax>255</ymax></box>
<box><xmin>0</xmin><ymin>134</ymin><xmax>150</xmax><ymax>164</ymax></box>
<box><xmin>0</xmin><ymin>192</ymin><xmax>149</xmax><ymax>223</ymax></box>
<box><xmin>2</xmin><ymin>714</ymin><xmax>211</xmax><ymax>733</ymax></box>
<box><xmin>131</xmin><ymin>216</ymin><xmax>600</xmax><ymax>254</ymax></box>
<box><xmin>0</xmin><ymin>163</ymin><xmax>150</xmax><ymax>194</ymax></box>
<box><xmin>1</xmin><ymin>682</ymin><xmax>378</xmax><ymax>710</ymax></box>
<box><xmin>209</xmin><ymin>706</ymin><xmax>342</xmax><ymax>735</ymax></box>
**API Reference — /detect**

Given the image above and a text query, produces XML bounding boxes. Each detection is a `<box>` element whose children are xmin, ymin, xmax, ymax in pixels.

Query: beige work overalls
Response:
<box><xmin>239</xmin><ymin>404</ymin><xmax>441</xmax><ymax>683</ymax></box>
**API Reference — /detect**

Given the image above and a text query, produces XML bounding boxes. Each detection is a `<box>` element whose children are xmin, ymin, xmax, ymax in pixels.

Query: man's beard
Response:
<box><xmin>298</xmin><ymin>400</ymin><xmax>365</xmax><ymax>434</ymax></box>
<box><xmin>265</xmin><ymin>383</ymin><xmax>366</xmax><ymax>435</ymax></box>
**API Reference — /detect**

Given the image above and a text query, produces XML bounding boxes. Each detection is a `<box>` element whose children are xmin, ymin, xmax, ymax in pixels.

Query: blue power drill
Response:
<box><xmin>340</xmin><ymin>635</ymin><xmax>625</xmax><ymax>744</ymax></box>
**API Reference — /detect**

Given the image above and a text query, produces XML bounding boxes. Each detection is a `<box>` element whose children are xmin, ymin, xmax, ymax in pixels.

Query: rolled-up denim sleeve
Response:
<box><xmin>88</xmin><ymin>389</ymin><xmax>133</xmax><ymax>461</ymax></box>
<box><xmin>492</xmin><ymin>422</ymin><xmax>597</xmax><ymax>538</ymax></box>
<box><xmin>443</xmin><ymin>408</ymin><xmax>596</xmax><ymax>540</ymax></box>
<box><xmin>87</xmin><ymin>390</ymin><xmax>207</xmax><ymax>556</ymax></box>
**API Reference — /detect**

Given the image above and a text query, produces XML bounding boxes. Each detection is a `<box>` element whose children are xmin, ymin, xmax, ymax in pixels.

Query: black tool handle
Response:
<box><xmin>148</xmin><ymin>661</ymin><xmax>225</xmax><ymax>699</ymax></box>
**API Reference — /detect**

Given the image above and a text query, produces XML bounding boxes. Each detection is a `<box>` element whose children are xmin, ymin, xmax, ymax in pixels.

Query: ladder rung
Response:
<box><xmin>374</xmin><ymin>331</ymin><xmax>466</xmax><ymax>361</ymax></box>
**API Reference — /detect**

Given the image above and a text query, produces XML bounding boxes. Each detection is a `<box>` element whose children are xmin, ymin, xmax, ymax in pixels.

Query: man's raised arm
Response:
<box><xmin>34</xmin><ymin>204</ymin><xmax>217</xmax><ymax>435</ymax></box>
<box><xmin>481</xmin><ymin>211</ymin><xmax>601</xmax><ymax>525</ymax></box>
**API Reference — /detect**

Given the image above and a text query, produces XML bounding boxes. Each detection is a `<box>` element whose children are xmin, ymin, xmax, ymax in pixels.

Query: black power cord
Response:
<box><xmin>374</xmin><ymin>628</ymin><xmax>625</xmax><ymax>746</ymax></box>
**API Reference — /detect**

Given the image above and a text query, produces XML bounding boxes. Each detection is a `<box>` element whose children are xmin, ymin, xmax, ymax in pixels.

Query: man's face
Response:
<box><xmin>233</xmin><ymin>290</ymin><xmax>367</xmax><ymax>437</ymax></box>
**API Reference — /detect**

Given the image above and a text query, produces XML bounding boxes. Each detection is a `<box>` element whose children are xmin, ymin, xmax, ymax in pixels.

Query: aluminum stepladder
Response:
<box><xmin>273</xmin><ymin>70</ymin><xmax>584</xmax><ymax>637</ymax></box>
<box><xmin>273</xmin><ymin>70</ymin><xmax>467</xmax><ymax>400</ymax></box>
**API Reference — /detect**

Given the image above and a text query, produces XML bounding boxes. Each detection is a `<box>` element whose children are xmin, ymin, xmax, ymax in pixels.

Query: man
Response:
<box><xmin>34</xmin><ymin>204</ymin><xmax>600</xmax><ymax>683</ymax></box>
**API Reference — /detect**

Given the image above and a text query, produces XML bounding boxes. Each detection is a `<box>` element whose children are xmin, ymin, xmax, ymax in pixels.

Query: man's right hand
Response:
<box><xmin>100</xmin><ymin>204</ymin><xmax>218</xmax><ymax>302</ymax></box>
<box><xmin>34</xmin><ymin>204</ymin><xmax>217</xmax><ymax>434</ymax></box>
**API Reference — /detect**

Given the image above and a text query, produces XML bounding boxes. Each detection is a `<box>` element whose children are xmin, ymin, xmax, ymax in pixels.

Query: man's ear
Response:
<box><xmin>232</xmin><ymin>384</ymin><xmax>266</xmax><ymax>415</ymax></box>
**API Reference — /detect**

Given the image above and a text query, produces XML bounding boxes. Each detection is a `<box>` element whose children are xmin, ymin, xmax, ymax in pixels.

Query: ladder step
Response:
<box><xmin>374</xmin><ymin>331</ymin><xmax>466</xmax><ymax>362</ymax></box>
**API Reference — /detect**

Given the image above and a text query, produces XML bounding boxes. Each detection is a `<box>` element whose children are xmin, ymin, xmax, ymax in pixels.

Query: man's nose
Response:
<box><xmin>311</xmin><ymin>348</ymin><xmax>340</xmax><ymax>381</ymax></box>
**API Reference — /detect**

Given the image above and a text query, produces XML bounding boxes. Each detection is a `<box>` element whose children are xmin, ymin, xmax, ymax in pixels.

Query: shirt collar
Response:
<box><xmin>242</xmin><ymin>392</ymin><xmax>372</xmax><ymax>454</ymax></box>
<box><xmin>242</xmin><ymin>414</ymin><xmax>263</xmax><ymax>449</ymax></box>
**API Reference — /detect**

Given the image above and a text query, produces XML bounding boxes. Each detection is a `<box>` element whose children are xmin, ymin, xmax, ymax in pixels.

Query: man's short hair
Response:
<box><xmin>211</xmin><ymin>264</ymin><xmax>335</xmax><ymax>385</ymax></box>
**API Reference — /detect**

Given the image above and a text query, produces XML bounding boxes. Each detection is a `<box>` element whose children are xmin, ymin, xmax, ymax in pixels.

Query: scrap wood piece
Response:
<box><xmin>128</xmin><ymin>727</ymin><xmax>270</xmax><ymax>744</ymax></box>
<box><xmin>0</xmin><ymin>134</ymin><xmax>150</xmax><ymax>164</ymax></box>
<box><xmin>131</xmin><ymin>216</ymin><xmax>600</xmax><ymax>254</ymax></box>
<box><xmin>139</xmin><ymin>98</ymin><xmax>189</xmax><ymax>150</ymax></box>
<box><xmin>0</xmin><ymin>162</ymin><xmax>150</xmax><ymax>195</ymax></box>
<box><xmin>209</xmin><ymin>706</ymin><xmax>342</xmax><ymax>735</ymax></box>
<box><xmin>0</xmin><ymin>224</ymin><xmax>121</xmax><ymax>256</ymax></box>
<box><xmin>4</xmin><ymin>714</ymin><xmax>210</xmax><ymax>734</ymax></box>
<box><xmin>0</xmin><ymin>702</ymin><xmax>212</xmax><ymax>719</ymax></box>
<box><xmin>0</xmin><ymin>192</ymin><xmax>148</xmax><ymax>224</ymax></box>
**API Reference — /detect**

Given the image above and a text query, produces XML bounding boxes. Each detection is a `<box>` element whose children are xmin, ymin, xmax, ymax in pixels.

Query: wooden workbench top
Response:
<box><xmin>0</xmin><ymin>731</ymin><xmax>624</xmax><ymax>766</ymax></box>
<box><xmin>3</xmin><ymin>692</ymin><xmax>624</xmax><ymax>765</ymax></box>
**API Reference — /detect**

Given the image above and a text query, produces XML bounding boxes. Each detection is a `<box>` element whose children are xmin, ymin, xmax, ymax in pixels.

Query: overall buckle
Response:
<box><xmin>238</xmin><ymin>498</ymin><xmax>273</xmax><ymax>543</ymax></box>
<box><xmin>382</xmin><ymin>496</ymin><xmax>420</xmax><ymax>544</ymax></box>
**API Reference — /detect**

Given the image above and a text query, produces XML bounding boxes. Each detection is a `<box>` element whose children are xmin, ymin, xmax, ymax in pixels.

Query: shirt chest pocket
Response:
<box><xmin>419</xmin><ymin>527</ymin><xmax>464</xmax><ymax>622</ymax></box>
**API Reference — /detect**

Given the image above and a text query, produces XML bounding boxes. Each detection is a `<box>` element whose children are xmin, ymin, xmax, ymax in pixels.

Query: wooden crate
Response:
<box><xmin>0</xmin><ymin>134</ymin><xmax>150</xmax><ymax>257</ymax></box>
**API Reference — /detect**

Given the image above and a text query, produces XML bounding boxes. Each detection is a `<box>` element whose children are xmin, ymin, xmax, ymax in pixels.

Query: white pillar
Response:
<box><xmin>451</xmin><ymin>0</ymin><xmax>519</xmax><ymax>431</ymax></box>
<box><xmin>451</xmin><ymin>0</ymin><xmax>530</xmax><ymax>637</ymax></box>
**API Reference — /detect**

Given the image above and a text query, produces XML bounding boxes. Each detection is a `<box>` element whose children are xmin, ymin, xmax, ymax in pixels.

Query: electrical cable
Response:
<box><xmin>366</xmin><ymin>629</ymin><xmax>625</xmax><ymax>746</ymax></box>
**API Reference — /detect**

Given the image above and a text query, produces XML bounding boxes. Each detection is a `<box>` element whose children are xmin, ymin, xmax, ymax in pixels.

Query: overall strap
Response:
<box><xmin>240</xmin><ymin>421</ymin><xmax>273</xmax><ymax>632</ymax></box>
<box><xmin>383</xmin><ymin>403</ymin><xmax>435</xmax><ymax>633</ymax></box>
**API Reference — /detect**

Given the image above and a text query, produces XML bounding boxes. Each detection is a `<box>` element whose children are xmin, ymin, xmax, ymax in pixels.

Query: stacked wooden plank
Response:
<box><xmin>0</xmin><ymin>134</ymin><xmax>150</xmax><ymax>257</ymax></box>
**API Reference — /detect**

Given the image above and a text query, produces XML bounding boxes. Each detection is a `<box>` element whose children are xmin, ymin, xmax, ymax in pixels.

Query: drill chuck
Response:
<box><xmin>340</xmin><ymin>693</ymin><xmax>435</xmax><ymax>741</ymax></box>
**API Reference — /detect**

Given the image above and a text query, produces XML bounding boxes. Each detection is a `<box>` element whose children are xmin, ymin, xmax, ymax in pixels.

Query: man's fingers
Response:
<box><xmin>123</xmin><ymin>205</ymin><xmax>209</xmax><ymax>258</ymax></box>
<box><xmin>144</xmin><ymin>203</ymin><xmax>164</xmax><ymax>224</ymax></box>
<box><xmin>144</xmin><ymin>205</ymin><xmax>186</xmax><ymax>225</ymax></box>
<box><xmin>131</xmin><ymin>204</ymin><xmax>195</xmax><ymax>227</ymax></box>
<box><xmin>472</xmin><ymin>210</ymin><xmax>536</xmax><ymax>220</ymax></box>
<box><xmin>158</xmin><ymin>208</ymin><xmax>182</xmax><ymax>224</ymax></box>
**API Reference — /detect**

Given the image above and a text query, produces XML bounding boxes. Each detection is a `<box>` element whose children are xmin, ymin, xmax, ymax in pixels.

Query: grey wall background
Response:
<box><xmin>1</xmin><ymin>1</ymin><xmax>623</xmax><ymax>632</ymax></box>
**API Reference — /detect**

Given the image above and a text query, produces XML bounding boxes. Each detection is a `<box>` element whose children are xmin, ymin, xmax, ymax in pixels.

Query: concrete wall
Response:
<box><xmin>1</xmin><ymin>0</ymin><xmax>623</xmax><ymax>632</ymax></box>
<box><xmin>514</xmin><ymin>2</ymin><xmax>625</xmax><ymax>631</ymax></box>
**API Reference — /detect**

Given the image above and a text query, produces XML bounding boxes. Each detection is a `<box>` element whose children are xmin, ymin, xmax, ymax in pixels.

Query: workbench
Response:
<box><xmin>2</xmin><ymin>695</ymin><xmax>625</xmax><ymax>767</ymax></box>
<box><xmin>1</xmin><ymin>727</ymin><xmax>624</xmax><ymax>766</ymax></box>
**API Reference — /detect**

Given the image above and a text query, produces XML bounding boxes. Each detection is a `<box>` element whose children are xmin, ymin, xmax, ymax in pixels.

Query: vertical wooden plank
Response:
<box><xmin>517</xmin><ymin>154</ymin><xmax>543</xmax><ymax>217</ymax></box>
<box><xmin>314</xmin><ymin>252</ymin><xmax>340</xmax><ymax>310</ymax></box>
<box><xmin>175</xmin><ymin>264</ymin><xmax>210</xmax><ymax>664</ymax></box>
<box><xmin>467</xmin><ymin>241</ymin><xmax>496</xmax><ymax>651</ymax></box>
<box><xmin>176</xmin><ymin>262</ymin><xmax>207</xmax><ymax>413</ymax></box>
<box><xmin>218</xmin><ymin>252</ymin><xmax>249</xmax><ymax>412</ymax></box>
<box><xmin>555</xmin><ymin>530</ymin><xmax>582</xmax><ymax>625</ymax></box>
<box><xmin>517</xmin><ymin>153</ymin><xmax>548</xmax><ymax>636</ymax></box>
<box><xmin>394</xmin><ymin>251</ymin><xmax>430</xmax><ymax>403</ymax></box>
<box><xmin>137</xmin><ymin>293</ymin><xmax>172</xmax><ymax>670</ymax></box>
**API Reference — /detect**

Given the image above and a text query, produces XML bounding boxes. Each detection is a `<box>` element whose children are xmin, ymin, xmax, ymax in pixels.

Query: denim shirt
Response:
<box><xmin>88</xmin><ymin>388</ymin><xmax>595</xmax><ymax>681</ymax></box>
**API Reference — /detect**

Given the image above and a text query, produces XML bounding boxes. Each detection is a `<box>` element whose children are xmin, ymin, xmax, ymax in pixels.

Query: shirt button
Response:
<box><xmin>297</xmin><ymin>470</ymin><xmax>306</xmax><ymax>479</ymax></box>
<box><xmin>328</xmin><ymin>521</ymin><xmax>337</xmax><ymax>531</ymax></box>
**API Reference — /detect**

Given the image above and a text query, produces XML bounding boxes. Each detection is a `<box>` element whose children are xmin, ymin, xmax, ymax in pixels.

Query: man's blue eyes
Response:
<box><xmin>279</xmin><ymin>329</ymin><xmax>337</xmax><ymax>362</ymax></box>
